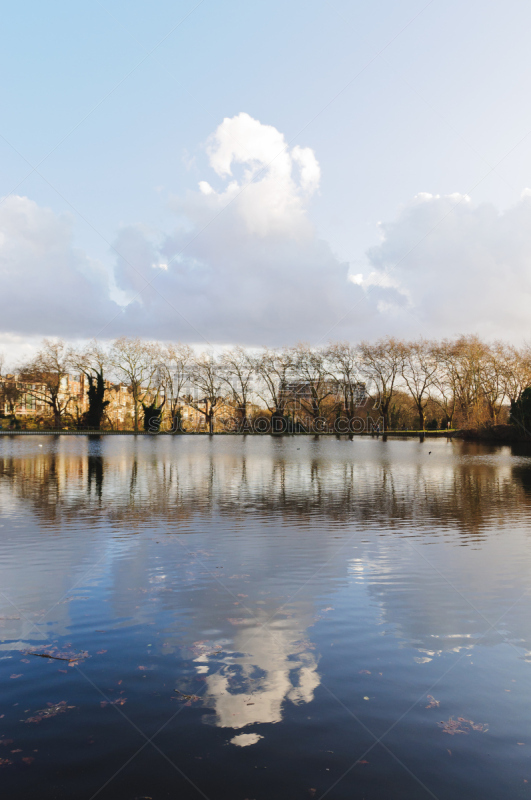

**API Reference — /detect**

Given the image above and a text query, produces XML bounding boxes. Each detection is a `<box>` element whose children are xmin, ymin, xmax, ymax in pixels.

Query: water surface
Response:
<box><xmin>0</xmin><ymin>435</ymin><xmax>530</xmax><ymax>799</ymax></box>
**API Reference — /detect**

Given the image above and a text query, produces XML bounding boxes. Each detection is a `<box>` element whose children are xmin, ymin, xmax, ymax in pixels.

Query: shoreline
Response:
<box><xmin>0</xmin><ymin>429</ymin><xmax>455</xmax><ymax>437</ymax></box>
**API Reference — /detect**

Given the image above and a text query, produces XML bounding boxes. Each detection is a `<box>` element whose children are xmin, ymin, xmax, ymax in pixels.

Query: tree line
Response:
<box><xmin>1</xmin><ymin>335</ymin><xmax>530</xmax><ymax>433</ymax></box>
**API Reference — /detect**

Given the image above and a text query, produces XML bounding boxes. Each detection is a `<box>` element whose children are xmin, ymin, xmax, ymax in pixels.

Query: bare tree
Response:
<box><xmin>443</xmin><ymin>336</ymin><xmax>489</xmax><ymax>427</ymax></box>
<box><xmin>290</xmin><ymin>344</ymin><xmax>337</xmax><ymax>423</ymax></box>
<box><xmin>110</xmin><ymin>337</ymin><xmax>161</xmax><ymax>433</ymax></box>
<box><xmin>431</xmin><ymin>341</ymin><xmax>458</xmax><ymax>428</ymax></box>
<box><xmin>326</xmin><ymin>342</ymin><xmax>365</xmax><ymax>424</ymax></box>
<box><xmin>188</xmin><ymin>353</ymin><xmax>225</xmax><ymax>434</ymax></box>
<box><xmin>480</xmin><ymin>342</ymin><xmax>508</xmax><ymax>424</ymax></box>
<box><xmin>255</xmin><ymin>347</ymin><xmax>297</xmax><ymax>425</ymax></box>
<box><xmin>159</xmin><ymin>343</ymin><xmax>193</xmax><ymax>432</ymax></box>
<box><xmin>400</xmin><ymin>339</ymin><xmax>439</xmax><ymax>430</ymax></box>
<box><xmin>358</xmin><ymin>337</ymin><xmax>404</xmax><ymax>430</ymax></box>
<box><xmin>500</xmin><ymin>344</ymin><xmax>531</xmax><ymax>409</ymax></box>
<box><xmin>19</xmin><ymin>339</ymin><xmax>73</xmax><ymax>428</ymax></box>
<box><xmin>220</xmin><ymin>347</ymin><xmax>256</xmax><ymax>430</ymax></box>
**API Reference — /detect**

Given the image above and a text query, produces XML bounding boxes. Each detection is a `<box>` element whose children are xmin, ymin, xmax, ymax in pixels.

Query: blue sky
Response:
<box><xmin>2</xmin><ymin>0</ymin><xmax>531</xmax><ymax>351</ymax></box>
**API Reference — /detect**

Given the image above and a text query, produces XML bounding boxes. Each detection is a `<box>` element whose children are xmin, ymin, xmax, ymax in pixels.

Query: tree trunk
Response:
<box><xmin>134</xmin><ymin>400</ymin><xmax>139</xmax><ymax>433</ymax></box>
<box><xmin>381</xmin><ymin>398</ymin><xmax>391</xmax><ymax>431</ymax></box>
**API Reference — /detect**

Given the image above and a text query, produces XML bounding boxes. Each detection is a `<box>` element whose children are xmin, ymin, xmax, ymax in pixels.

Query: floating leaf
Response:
<box><xmin>10</xmin><ymin>674</ymin><xmax>22</xmax><ymax>680</ymax></box>
<box><xmin>173</xmin><ymin>689</ymin><xmax>201</xmax><ymax>703</ymax></box>
<box><xmin>426</xmin><ymin>695</ymin><xmax>440</xmax><ymax>709</ymax></box>
<box><xmin>100</xmin><ymin>698</ymin><xmax>127</xmax><ymax>708</ymax></box>
<box><xmin>358</xmin><ymin>670</ymin><xmax>371</xmax><ymax>675</ymax></box>
<box><xmin>25</xmin><ymin>701</ymin><xmax>75</xmax><ymax>724</ymax></box>
<box><xmin>21</xmin><ymin>757</ymin><xmax>34</xmax><ymax>765</ymax></box>
<box><xmin>439</xmin><ymin>717</ymin><xmax>488</xmax><ymax>735</ymax></box>
<box><xmin>190</xmin><ymin>641</ymin><xmax>224</xmax><ymax>658</ymax></box>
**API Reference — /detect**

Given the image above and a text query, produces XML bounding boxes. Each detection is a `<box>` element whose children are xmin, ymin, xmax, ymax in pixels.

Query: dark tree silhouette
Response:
<box><xmin>142</xmin><ymin>398</ymin><xmax>165</xmax><ymax>432</ymax></box>
<box><xmin>82</xmin><ymin>370</ymin><xmax>109</xmax><ymax>430</ymax></box>
<box><xmin>510</xmin><ymin>386</ymin><xmax>531</xmax><ymax>437</ymax></box>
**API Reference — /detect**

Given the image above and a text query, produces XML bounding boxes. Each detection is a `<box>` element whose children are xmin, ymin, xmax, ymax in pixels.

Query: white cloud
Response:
<box><xmin>363</xmin><ymin>192</ymin><xmax>531</xmax><ymax>340</ymax></box>
<box><xmin>230</xmin><ymin>733</ymin><xmax>263</xmax><ymax>747</ymax></box>
<box><xmin>199</xmin><ymin>111</ymin><xmax>320</xmax><ymax>238</ymax></box>
<box><xmin>113</xmin><ymin>112</ymin><xmax>374</xmax><ymax>343</ymax></box>
<box><xmin>0</xmin><ymin>195</ymin><xmax>119</xmax><ymax>340</ymax></box>
<box><xmin>3</xmin><ymin>115</ymin><xmax>531</xmax><ymax>347</ymax></box>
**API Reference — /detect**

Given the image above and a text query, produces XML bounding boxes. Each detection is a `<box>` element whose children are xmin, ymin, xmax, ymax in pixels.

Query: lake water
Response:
<box><xmin>0</xmin><ymin>434</ymin><xmax>531</xmax><ymax>800</ymax></box>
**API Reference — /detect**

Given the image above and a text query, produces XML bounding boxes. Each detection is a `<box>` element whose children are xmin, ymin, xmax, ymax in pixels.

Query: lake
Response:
<box><xmin>0</xmin><ymin>434</ymin><xmax>530</xmax><ymax>799</ymax></box>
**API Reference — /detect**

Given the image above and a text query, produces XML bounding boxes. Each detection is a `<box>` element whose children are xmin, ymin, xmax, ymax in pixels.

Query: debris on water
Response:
<box><xmin>0</xmin><ymin>739</ymin><xmax>13</xmax><ymax>746</ymax></box>
<box><xmin>426</xmin><ymin>695</ymin><xmax>440</xmax><ymax>708</ymax></box>
<box><xmin>21</xmin><ymin>756</ymin><xmax>34</xmax><ymax>765</ymax></box>
<box><xmin>25</xmin><ymin>701</ymin><xmax>76</xmax><ymax>724</ymax></box>
<box><xmin>190</xmin><ymin>641</ymin><xmax>224</xmax><ymax>658</ymax></box>
<box><xmin>173</xmin><ymin>689</ymin><xmax>201</xmax><ymax>703</ymax></box>
<box><xmin>25</xmin><ymin>647</ymin><xmax>89</xmax><ymax>663</ymax></box>
<box><xmin>0</xmin><ymin>758</ymin><xmax>12</xmax><ymax>767</ymax></box>
<box><xmin>10</xmin><ymin>674</ymin><xmax>22</xmax><ymax>679</ymax></box>
<box><xmin>100</xmin><ymin>698</ymin><xmax>127</xmax><ymax>708</ymax></box>
<box><xmin>439</xmin><ymin>717</ymin><xmax>488</xmax><ymax>735</ymax></box>
<box><xmin>96</xmin><ymin>650</ymin><xmax>107</xmax><ymax>655</ymax></box>
<box><xmin>358</xmin><ymin>670</ymin><xmax>371</xmax><ymax>675</ymax></box>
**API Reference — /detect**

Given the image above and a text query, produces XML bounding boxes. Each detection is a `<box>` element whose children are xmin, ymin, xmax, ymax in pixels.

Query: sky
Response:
<box><xmin>2</xmin><ymin>0</ymin><xmax>531</xmax><ymax>361</ymax></box>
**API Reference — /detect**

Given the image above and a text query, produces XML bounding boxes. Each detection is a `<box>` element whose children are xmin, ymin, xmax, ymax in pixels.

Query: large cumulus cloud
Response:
<box><xmin>3</xmin><ymin>113</ymin><xmax>531</xmax><ymax>347</ymax></box>
<box><xmin>0</xmin><ymin>195</ymin><xmax>119</xmax><ymax>337</ymax></box>
<box><xmin>360</xmin><ymin>191</ymin><xmax>531</xmax><ymax>341</ymax></box>
<box><xmin>112</xmin><ymin>112</ymin><xmax>374</xmax><ymax>344</ymax></box>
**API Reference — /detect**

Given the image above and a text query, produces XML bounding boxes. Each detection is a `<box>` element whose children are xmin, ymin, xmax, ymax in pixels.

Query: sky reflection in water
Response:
<box><xmin>0</xmin><ymin>435</ymin><xmax>530</xmax><ymax>800</ymax></box>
